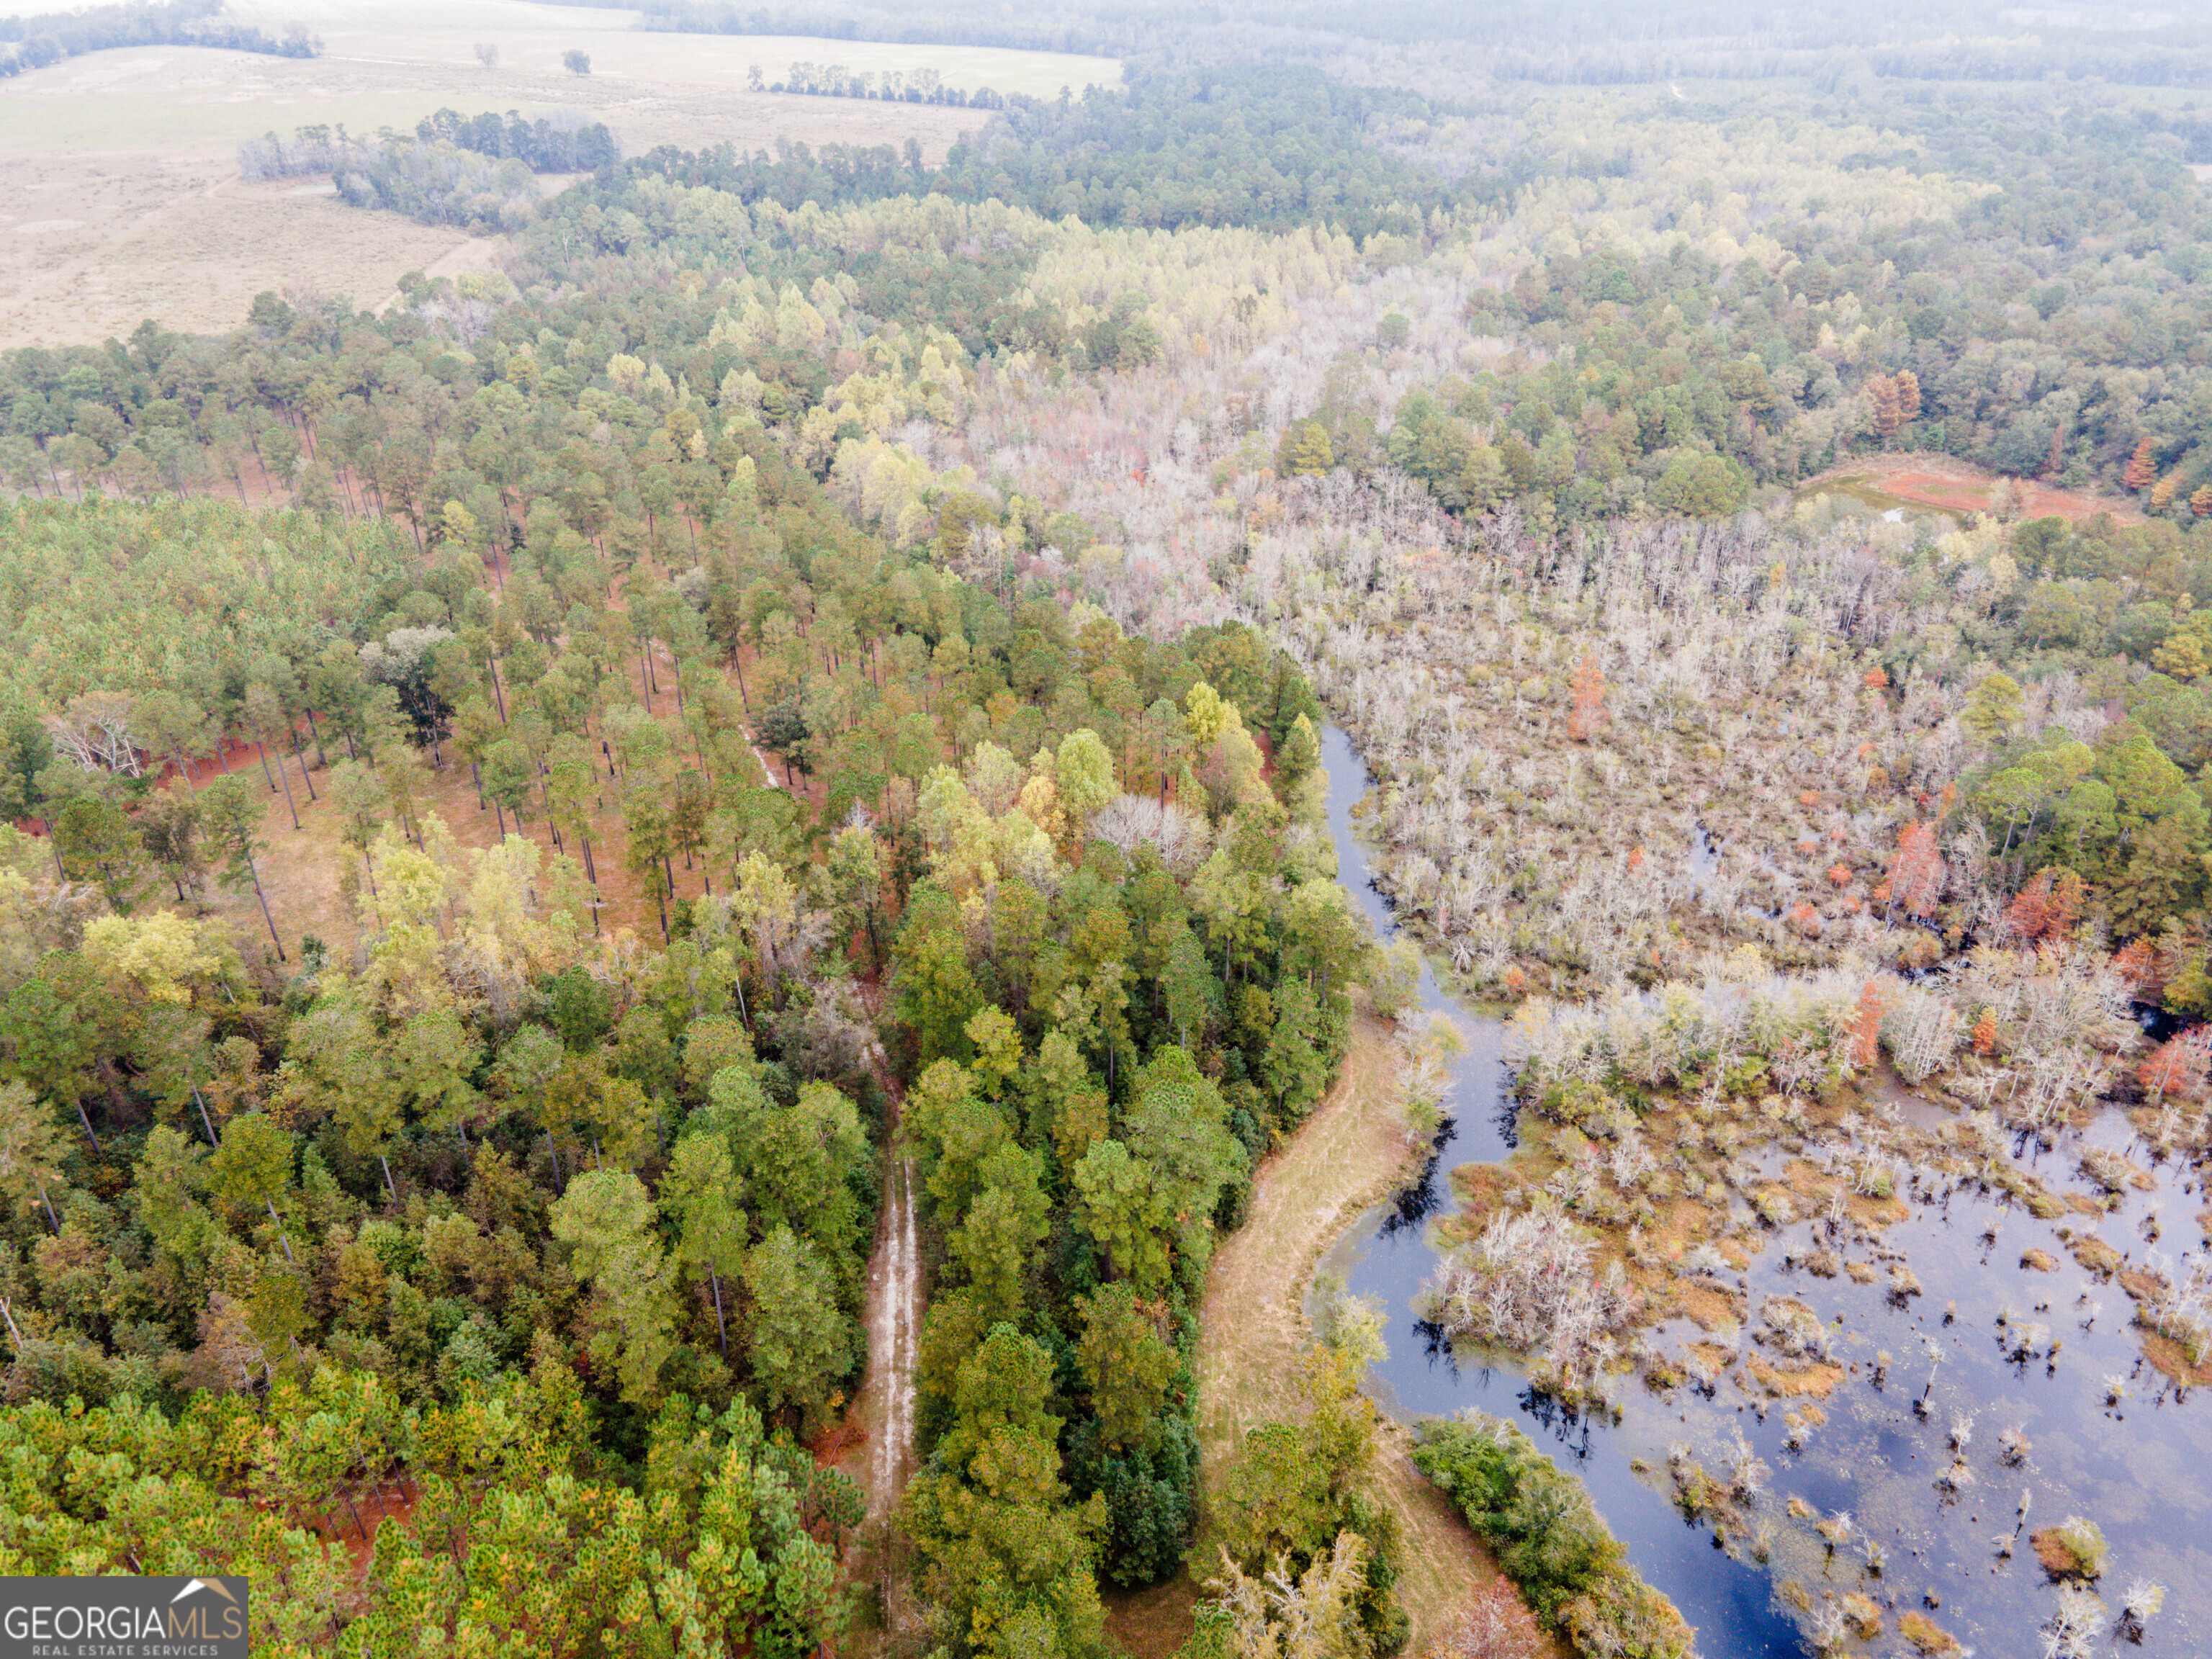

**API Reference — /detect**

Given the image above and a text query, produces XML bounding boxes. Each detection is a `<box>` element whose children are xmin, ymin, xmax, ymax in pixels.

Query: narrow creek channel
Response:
<box><xmin>1308</xmin><ymin>724</ymin><xmax>2211</xmax><ymax>1658</ymax></box>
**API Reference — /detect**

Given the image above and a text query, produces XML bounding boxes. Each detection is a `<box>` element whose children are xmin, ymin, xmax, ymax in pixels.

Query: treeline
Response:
<box><xmin>317</xmin><ymin>112</ymin><xmax>617</xmax><ymax>229</ymax></box>
<box><xmin>0</xmin><ymin>0</ymin><xmax>317</xmax><ymax>76</ymax></box>
<box><xmin>335</xmin><ymin>143</ymin><xmax>546</xmax><ymax>231</ymax></box>
<box><xmin>773</xmin><ymin>59</ymin><xmax>1007</xmax><ymax>107</ymax></box>
<box><xmin>1415</xmin><ymin>1416</ymin><xmax>1690</xmax><ymax>1659</ymax></box>
<box><xmin>237</xmin><ymin>123</ymin><xmax>372</xmax><ymax>183</ymax></box>
<box><xmin>603</xmin><ymin>0</ymin><xmax>2212</xmax><ymax>88</ymax></box>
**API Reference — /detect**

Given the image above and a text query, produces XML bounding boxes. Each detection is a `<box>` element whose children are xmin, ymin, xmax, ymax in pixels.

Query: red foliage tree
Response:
<box><xmin>1971</xmin><ymin>1010</ymin><xmax>1997</xmax><ymax>1056</ymax></box>
<box><xmin>1884</xmin><ymin>820</ymin><xmax>1944</xmax><ymax>922</ymax></box>
<box><xmin>2138</xmin><ymin>1028</ymin><xmax>2212</xmax><ymax>1106</ymax></box>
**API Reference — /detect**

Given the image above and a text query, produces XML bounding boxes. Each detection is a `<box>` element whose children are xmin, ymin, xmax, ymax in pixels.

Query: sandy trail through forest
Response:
<box><xmin>850</xmin><ymin>992</ymin><xmax>920</xmax><ymax>1524</ymax></box>
<box><xmin>863</xmin><ymin>1150</ymin><xmax>920</xmax><ymax>1516</ymax></box>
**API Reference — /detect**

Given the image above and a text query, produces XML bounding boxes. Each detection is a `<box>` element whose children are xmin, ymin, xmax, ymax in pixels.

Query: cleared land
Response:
<box><xmin>1107</xmin><ymin>1002</ymin><xmax>1559</xmax><ymax>1659</ymax></box>
<box><xmin>0</xmin><ymin>0</ymin><xmax>1122</xmax><ymax>346</ymax></box>
<box><xmin>162</xmin><ymin>615</ymin><xmax>769</xmax><ymax>965</ymax></box>
<box><xmin>1800</xmin><ymin>451</ymin><xmax>2146</xmax><ymax>526</ymax></box>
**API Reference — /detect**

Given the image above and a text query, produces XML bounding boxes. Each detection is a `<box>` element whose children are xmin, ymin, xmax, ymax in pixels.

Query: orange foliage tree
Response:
<box><xmin>2138</xmin><ymin>1028</ymin><xmax>2212</xmax><ymax>1107</ymax></box>
<box><xmin>1869</xmin><ymin>376</ymin><xmax>1901</xmax><ymax>440</ymax></box>
<box><xmin>1566</xmin><ymin>651</ymin><xmax>1606</xmax><ymax>742</ymax></box>
<box><xmin>1850</xmin><ymin>982</ymin><xmax>1884</xmax><ymax>1067</ymax></box>
<box><xmin>2113</xmin><ymin>938</ymin><xmax>2160</xmax><ymax>992</ymax></box>
<box><xmin>2006</xmin><ymin>867</ymin><xmax>2083</xmax><ymax>942</ymax></box>
<box><xmin>2124</xmin><ymin>436</ymin><xmax>2157</xmax><ymax>493</ymax></box>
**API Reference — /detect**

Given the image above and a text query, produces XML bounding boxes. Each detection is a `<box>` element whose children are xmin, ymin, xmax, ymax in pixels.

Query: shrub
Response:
<box><xmin>1897</xmin><ymin>1609</ymin><xmax>1961</xmax><ymax>1655</ymax></box>
<box><xmin>2031</xmin><ymin>1516</ymin><xmax>2108</xmax><ymax>1580</ymax></box>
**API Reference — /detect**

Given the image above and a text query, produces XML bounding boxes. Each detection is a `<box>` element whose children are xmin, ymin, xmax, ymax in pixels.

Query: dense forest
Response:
<box><xmin>7</xmin><ymin>12</ymin><xmax>2212</xmax><ymax>1659</ymax></box>
<box><xmin>0</xmin><ymin>436</ymin><xmax>1364</xmax><ymax>1654</ymax></box>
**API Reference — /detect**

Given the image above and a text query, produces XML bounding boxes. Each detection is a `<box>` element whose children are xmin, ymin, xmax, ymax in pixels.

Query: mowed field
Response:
<box><xmin>0</xmin><ymin>0</ymin><xmax>1123</xmax><ymax>346</ymax></box>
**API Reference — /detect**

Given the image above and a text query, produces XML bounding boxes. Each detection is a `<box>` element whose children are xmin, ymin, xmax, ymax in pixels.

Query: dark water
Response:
<box><xmin>1311</xmin><ymin>725</ymin><xmax>2211</xmax><ymax>1658</ymax></box>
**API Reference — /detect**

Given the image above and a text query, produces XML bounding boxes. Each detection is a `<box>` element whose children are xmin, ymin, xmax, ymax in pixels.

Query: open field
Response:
<box><xmin>1799</xmin><ymin>451</ymin><xmax>2147</xmax><ymax>526</ymax></box>
<box><xmin>0</xmin><ymin>0</ymin><xmax>1122</xmax><ymax>346</ymax></box>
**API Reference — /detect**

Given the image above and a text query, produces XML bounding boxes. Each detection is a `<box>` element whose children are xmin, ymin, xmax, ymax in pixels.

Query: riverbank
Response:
<box><xmin>1105</xmin><ymin>995</ymin><xmax>1552</xmax><ymax>1659</ymax></box>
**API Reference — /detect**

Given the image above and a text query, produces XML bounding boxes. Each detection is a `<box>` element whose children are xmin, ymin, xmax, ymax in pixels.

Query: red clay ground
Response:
<box><xmin>1804</xmin><ymin>452</ymin><xmax>2146</xmax><ymax>526</ymax></box>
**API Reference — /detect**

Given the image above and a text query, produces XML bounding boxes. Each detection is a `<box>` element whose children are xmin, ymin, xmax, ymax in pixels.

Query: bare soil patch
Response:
<box><xmin>1802</xmin><ymin>452</ymin><xmax>2145</xmax><ymax>526</ymax></box>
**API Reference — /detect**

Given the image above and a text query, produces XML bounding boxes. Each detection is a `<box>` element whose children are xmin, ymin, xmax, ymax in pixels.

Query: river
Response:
<box><xmin>1308</xmin><ymin>724</ymin><xmax>2211</xmax><ymax>1658</ymax></box>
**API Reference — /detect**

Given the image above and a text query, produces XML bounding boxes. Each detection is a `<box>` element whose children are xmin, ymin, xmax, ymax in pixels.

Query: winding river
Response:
<box><xmin>1310</xmin><ymin>725</ymin><xmax>2212</xmax><ymax>1659</ymax></box>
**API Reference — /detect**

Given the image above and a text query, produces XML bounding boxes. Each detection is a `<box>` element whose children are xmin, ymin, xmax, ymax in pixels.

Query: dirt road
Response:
<box><xmin>861</xmin><ymin>1148</ymin><xmax>920</xmax><ymax>1519</ymax></box>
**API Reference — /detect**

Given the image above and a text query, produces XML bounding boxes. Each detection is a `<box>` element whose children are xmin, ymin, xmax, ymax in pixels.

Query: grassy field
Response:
<box><xmin>1106</xmin><ymin>1002</ymin><xmax>1564</xmax><ymax>1659</ymax></box>
<box><xmin>0</xmin><ymin>0</ymin><xmax>1122</xmax><ymax>346</ymax></box>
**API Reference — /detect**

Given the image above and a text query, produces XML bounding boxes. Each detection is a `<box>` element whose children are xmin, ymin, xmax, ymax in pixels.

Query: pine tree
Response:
<box><xmin>1894</xmin><ymin>369</ymin><xmax>1921</xmax><ymax>421</ymax></box>
<box><xmin>1869</xmin><ymin>376</ymin><xmax>1902</xmax><ymax>441</ymax></box>
<box><xmin>2125</xmin><ymin>437</ymin><xmax>2157</xmax><ymax>493</ymax></box>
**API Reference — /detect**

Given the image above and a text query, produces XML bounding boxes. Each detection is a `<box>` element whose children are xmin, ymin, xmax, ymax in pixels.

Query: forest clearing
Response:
<box><xmin>1800</xmin><ymin>454</ymin><xmax>2148</xmax><ymax>528</ymax></box>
